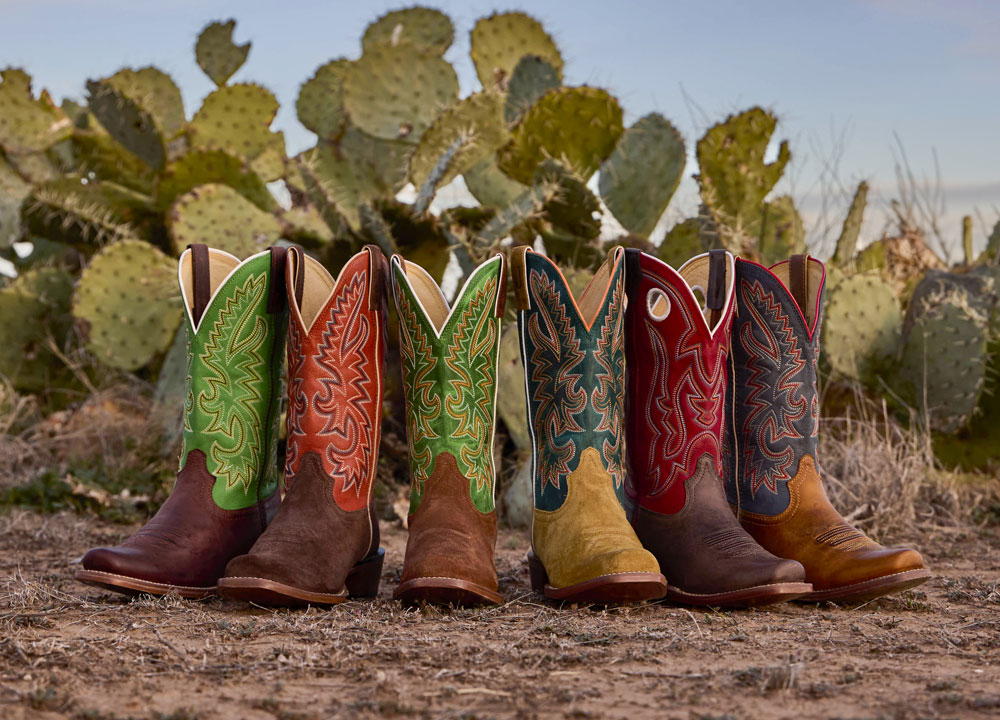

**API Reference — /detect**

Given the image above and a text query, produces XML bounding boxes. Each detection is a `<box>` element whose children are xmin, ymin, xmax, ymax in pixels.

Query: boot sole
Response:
<box><xmin>664</xmin><ymin>581</ymin><xmax>813</xmax><ymax>608</ymax></box>
<box><xmin>528</xmin><ymin>552</ymin><xmax>667</xmax><ymax>604</ymax></box>
<box><xmin>217</xmin><ymin>548</ymin><xmax>385</xmax><ymax>607</ymax></box>
<box><xmin>798</xmin><ymin>568</ymin><xmax>932</xmax><ymax>604</ymax></box>
<box><xmin>74</xmin><ymin>569</ymin><xmax>215</xmax><ymax>599</ymax></box>
<box><xmin>393</xmin><ymin>576</ymin><xmax>503</xmax><ymax>606</ymax></box>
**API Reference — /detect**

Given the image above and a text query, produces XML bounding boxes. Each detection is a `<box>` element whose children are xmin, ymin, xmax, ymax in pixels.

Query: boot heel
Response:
<box><xmin>527</xmin><ymin>552</ymin><xmax>549</xmax><ymax>594</ymax></box>
<box><xmin>345</xmin><ymin>548</ymin><xmax>385</xmax><ymax>598</ymax></box>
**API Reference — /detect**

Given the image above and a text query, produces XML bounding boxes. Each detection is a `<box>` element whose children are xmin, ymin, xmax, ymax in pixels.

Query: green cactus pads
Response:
<box><xmin>470</xmin><ymin>12</ymin><xmax>563</xmax><ymax>89</ymax></box>
<box><xmin>342</xmin><ymin>45</ymin><xmax>459</xmax><ymax>143</ymax></box>
<box><xmin>823</xmin><ymin>273</ymin><xmax>902</xmax><ymax>382</ymax></box>
<box><xmin>757</xmin><ymin>195</ymin><xmax>806</xmax><ymax>266</ymax></box>
<box><xmin>496</xmin><ymin>325</ymin><xmax>530</xmax><ymax>450</ymax></box>
<box><xmin>463</xmin><ymin>158</ymin><xmax>525</xmax><ymax>207</ymax></box>
<box><xmin>504</xmin><ymin>55</ymin><xmax>561</xmax><ymax>125</ymax></box>
<box><xmin>696</xmin><ymin>107</ymin><xmax>790</xmax><ymax>236</ymax></box>
<box><xmin>104</xmin><ymin>67</ymin><xmax>185</xmax><ymax>139</ymax></box>
<box><xmin>497</xmin><ymin>86</ymin><xmax>623</xmax><ymax>184</ymax></box>
<box><xmin>0</xmin><ymin>155</ymin><xmax>30</xmax><ymax>247</ymax></box>
<box><xmin>0</xmin><ymin>68</ymin><xmax>72</xmax><ymax>156</ymax></box>
<box><xmin>0</xmin><ymin>267</ymin><xmax>74</xmax><ymax>392</ymax></box>
<box><xmin>156</xmin><ymin>149</ymin><xmax>275</xmax><ymax>212</ymax></box>
<box><xmin>73</xmin><ymin>239</ymin><xmax>182</xmax><ymax>371</ymax></box>
<box><xmin>296</xmin><ymin>59</ymin><xmax>350</xmax><ymax>140</ymax></box>
<box><xmin>86</xmin><ymin>80</ymin><xmax>166</xmax><ymax>170</ymax></box>
<box><xmin>832</xmin><ymin>181</ymin><xmax>868</xmax><ymax>268</ymax></box>
<box><xmin>362</xmin><ymin>7</ymin><xmax>454</xmax><ymax>56</ymax></box>
<box><xmin>658</xmin><ymin>218</ymin><xmax>707</xmax><ymax>269</ymax></box>
<box><xmin>280</xmin><ymin>205</ymin><xmax>334</xmax><ymax>245</ymax></box>
<box><xmin>22</xmin><ymin>176</ymin><xmax>150</xmax><ymax>245</ymax></box>
<box><xmin>535</xmin><ymin>159</ymin><xmax>601</xmax><ymax>241</ymax></box>
<box><xmin>409</xmin><ymin>91</ymin><xmax>508</xmax><ymax>191</ymax></box>
<box><xmin>599</xmin><ymin>113</ymin><xmax>685</xmax><ymax>237</ymax></box>
<box><xmin>167</xmin><ymin>183</ymin><xmax>282</xmax><ymax>258</ymax></box>
<box><xmin>196</xmin><ymin>19</ymin><xmax>250</xmax><ymax>87</ymax></box>
<box><xmin>189</xmin><ymin>83</ymin><xmax>281</xmax><ymax>169</ymax></box>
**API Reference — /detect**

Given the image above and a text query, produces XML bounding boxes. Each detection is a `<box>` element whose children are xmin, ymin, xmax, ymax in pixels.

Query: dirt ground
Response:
<box><xmin>1</xmin><ymin>510</ymin><xmax>998</xmax><ymax>720</ymax></box>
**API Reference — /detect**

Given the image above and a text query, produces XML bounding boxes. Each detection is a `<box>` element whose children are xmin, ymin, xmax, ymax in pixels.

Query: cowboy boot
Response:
<box><xmin>512</xmin><ymin>246</ymin><xmax>666</xmax><ymax>604</ymax></box>
<box><xmin>725</xmin><ymin>254</ymin><xmax>931</xmax><ymax>603</ymax></box>
<box><xmin>624</xmin><ymin>249</ymin><xmax>810</xmax><ymax>607</ymax></box>
<box><xmin>218</xmin><ymin>246</ymin><xmax>387</xmax><ymax>605</ymax></box>
<box><xmin>76</xmin><ymin>244</ymin><xmax>287</xmax><ymax>598</ymax></box>
<box><xmin>390</xmin><ymin>253</ymin><xmax>506</xmax><ymax>605</ymax></box>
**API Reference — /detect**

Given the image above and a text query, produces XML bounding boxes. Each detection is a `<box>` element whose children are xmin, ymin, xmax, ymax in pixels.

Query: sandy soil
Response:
<box><xmin>1</xmin><ymin>510</ymin><xmax>998</xmax><ymax>720</ymax></box>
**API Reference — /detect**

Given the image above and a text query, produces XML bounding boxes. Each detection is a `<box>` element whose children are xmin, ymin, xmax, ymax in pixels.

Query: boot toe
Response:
<box><xmin>82</xmin><ymin>546</ymin><xmax>145</xmax><ymax>578</ymax></box>
<box><xmin>592</xmin><ymin>547</ymin><xmax>661</xmax><ymax>577</ymax></box>
<box><xmin>771</xmin><ymin>557</ymin><xmax>807</xmax><ymax>584</ymax></box>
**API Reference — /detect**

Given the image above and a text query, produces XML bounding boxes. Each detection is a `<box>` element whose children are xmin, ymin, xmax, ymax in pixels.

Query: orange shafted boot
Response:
<box><xmin>724</xmin><ymin>254</ymin><xmax>931</xmax><ymax>603</ymax></box>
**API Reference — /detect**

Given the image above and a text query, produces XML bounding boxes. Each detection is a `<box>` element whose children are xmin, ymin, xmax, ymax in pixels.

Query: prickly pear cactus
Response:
<box><xmin>470</xmin><ymin>12</ymin><xmax>563</xmax><ymax>88</ymax></box>
<box><xmin>0</xmin><ymin>267</ymin><xmax>74</xmax><ymax>391</ymax></box>
<box><xmin>72</xmin><ymin>239</ymin><xmax>183</xmax><ymax>371</ymax></box>
<box><xmin>296</xmin><ymin>60</ymin><xmax>350</xmax><ymax>140</ymax></box>
<box><xmin>496</xmin><ymin>326</ymin><xmax>530</xmax><ymax>450</ymax></box>
<box><xmin>196</xmin><ymin>20</ymin><xmax>250</xmax><ymax>87</ymax></box>
<box><xmin>86</xmin><ymin>79</ymin><xmax>167</xmax><ymax>170</ymax></box>
<box><xmin>658</xmin><ymin>218</ymin><xmax>707</xmax><ymax>269</ymax></box>
<box><xmin>342</xmin><ymin>45</ymin><xmax>459</xmax><ymax>143</ymax></box>
<box><xmin>504</xmin><ymin>55</ymin><xmax>561</xmax><ymax>125</ymax></box>
<box><xmin>167</xmin><ymin>183</ymin><xmax>283</xmax><ymax>258</ymax></box>
<box><xmin>832</xmin><ymin>181</ymin><xmax>868</xmax><ymax>268</ymax></box>
<box><xmin>102</xmin><ymin>67</ymin><xmax>185</xmax><ymax>139</ymax></box>
<box><xmin>0</xmin><ymin>68</ymin><xmax>72</xmax><ymax>156</ymax></box>
<box><xmin>22</xmin><ymin>176</ymin><xmax>150</xmax><ymax>245</ymax></box>
<box><xmin>757</xmin><ymin>195</ymin><xmax>806</xmax><ymax>266</ymax></box>
<box><xmin>822</xmin><ymin>272</ymin><xmax>902</xmax><ymax>382</ymax></box>
<box><xmin>362</xmin><ymin>6</ymin><xmax>454</xmax><ymax>56</ymax></box>
<box><xmin>156</xmin><ymin>149</ymin><xmax>275</xmax><ymax>212</ymax></box>
<box><xmin>599</xmin><ymin>113</ymin><xmax>685</xmax><ymax>237</ymax></box>
<box><xmin>497</xmin><ymin>86</ymin><xmax>623</xmax><ymax>183</ymax></box>
<box><xmin>188</xmin><ymin>84</ymin><xmax>282</xmax><ymax>171</ymax></box>
<box><xmin>0</xmin><ymin>155</ymin><xmax>30</xmax><ymax>247</ymax></box>
<box><xmin>463</xmin><ymin>158</ymin><xmax>525</xmax><ymax>207</ymax></box>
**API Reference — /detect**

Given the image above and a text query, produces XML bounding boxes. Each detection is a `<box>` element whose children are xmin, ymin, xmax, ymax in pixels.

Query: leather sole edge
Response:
<box><xmin>75</xmin><ymin>569</ymin><xmax>216</xmax><ymax>599</ymax></box>
<box><xmin>393</xmin><ymin>576</ymin><xmax>503</xmax><ymax>606</ymax></box>
<box><xmin>664</xmin><ymin>581</ymin><xmax>813</xmax><ymax>608</ymax></box>
<box><xmin>798</xmin><ymin>568</ymin><xmax>932</xmax><ymax>604</ymax></box>
<box><xmin>217</xmin><ymin>577</ymin><xmax>348</xmax><ymax>606</ymax></box>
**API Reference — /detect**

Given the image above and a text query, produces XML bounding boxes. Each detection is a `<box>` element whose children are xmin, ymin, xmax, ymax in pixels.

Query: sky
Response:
<box><xmin>2</xmin><ymin>0</ymin><xmax>998</xmax><ymax>259</ymax></box>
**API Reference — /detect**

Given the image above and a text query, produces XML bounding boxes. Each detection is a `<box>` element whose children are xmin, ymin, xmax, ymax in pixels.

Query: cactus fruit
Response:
<box><xmin>189</xmin><ymin>84</ymin><xmax>282</xmax><ymax>171</ymax></box>
<box><xmin>342</xmin><ymin>45</ymin><xmax>459</xmax><ymax>143</ymax></box>
<box><xmin>757</xmin><ymin>195</ymin><xmax>806</xmax><ymax>266</ymax></box>
<box><xmin>463</xmin><ymin>158</ymin><xmax>525</xmax><ymax>208</ymax></box>
<box><xmin>86</xmin><ymin>80</ymin><xmax>166</xmax><ymax>170</ymax></box>
<box><xmin>72</xmin><ymin>239</ymin><xmax>182</xmax><ymax>371</ymax></box>
<box><xmin>469</xmin><ymin>12</ymin><xmax>563</xmax><ymax>89</ymax></box>
<box><xmin>408</xmin><ymin>91</ymin><xmax>507</xmax><ymax>191</ymax></box>
<box><xmin>504</xmin><ymin>55</ymin><xmax>561</xmax><ymax>125</ymax></box>
<box><xmin>0</xmin><ymin>267</ymin><xmax>74</xmax><ymax>391</ymax></box>
<box><xmin>196</xmin><ymin>20</ymin><xmax>250</xmax><ymax>87</ymax></box>
<box><xmin>362</xmin><ymin>7</ymin><xmax>454</xmax><ymax>56</ymax></box>
<box><xmin>598</xmin><ymin>113</ymin><xmax>685</xmax><ymax>237</ymax></box>
<box><xmin>156</xmin><ymin>149</ymin><xmax>275</xmax><ymax>212</ymax></box>
<box><xmin>0</xmin><ymin>68</ymin><xmax>73</xmax><ymax>156</ymax></box>
<box><xmin>832</xmin><ymin>180</ymin><xmax>868</xmax><ymax>268</ymax></box>
<box><xmin>496</xmin><ymin>86</ymin><xmax>624</xmax><ymax>184</ymax></box>
<box><xmin>696</xmin><ymin>106</ymin><xmax>790</xmax><ymax>239</ymax></box>
<box><xmin>167</xmin><ymin>183</ymin><xmax>283</xmax><ymax>258</ymax></box>
<box><xmin>822</xmin><ymin>272</ymin><xmax>902</xmax><ymax>382</ymax></box>
<box><xmin>296</xmin><ymin>60</ymin><xmax>350</xmax><ymax>140</ymax></box>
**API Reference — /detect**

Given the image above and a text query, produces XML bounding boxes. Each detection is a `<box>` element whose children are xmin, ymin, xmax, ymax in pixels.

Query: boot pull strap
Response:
<box><xmin>493</xmin><ymin>253</ymin><xmax>507</xmax><ymax>318</ymax></box>
<box><xmin>267</xmin><ymin>246</ymin><xmax>289</xmax><ymax>314</ymax></box>
<box><xmin>789</xmin><ymin>253</ymin><xmax>810</xmax><ymax>323</ymax></box>
<box><xmin>286</xmin><ymin>245</ymin><xmax>305</xmax><ymax>310</ymax></box>
<box><xmin>188</xmin><ymin>243</ymin><xmax>210</xmax><ymax>326</ymax></box>
<box><xmin>706</xmin><ymin>248</ymin><xmax>727</xmax><ymax>327</ymax></box>
<box><xmin>624</xmin><ymin>247</ymin><xmax>642</xmax><ymax>307</ymax></box>
<box><xmin>362</xmin><ymin>244</ymin><xmax>388</xmax><ymax>313</ymax></box>
<box><xmin>509</xmin><ymin>245</ymin><xmax>531</xmax><ymax>311</ymax></box>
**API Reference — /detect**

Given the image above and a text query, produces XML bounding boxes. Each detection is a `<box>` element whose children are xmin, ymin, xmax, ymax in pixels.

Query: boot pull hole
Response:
<box><xmin>646</xmin><ymin>288</ymin><xmax>670</xmax><ymax>320</ymax></box>
<box><xmin>690</xmin><ymin>285</ymin><xmax>708</xmax><ymax>313</ymax></box>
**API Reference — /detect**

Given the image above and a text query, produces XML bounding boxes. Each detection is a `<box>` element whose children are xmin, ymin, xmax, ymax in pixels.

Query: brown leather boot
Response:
<box><xmin>624</xmin><ymin>249</ymin><xmax>810</xmax><ymax>607</ymax></box>
<box><xmin>389</xmin><ymin>253</ymin><xmax>506</xmax><ymax>605</ymax></box>
<box><xmin>218</xmin><ymin>246</ymin><xmax>388</xmax><ymax>606</ymax></box>
<box><xmin>76</xmin><ymin>245</ymin><xmax>288</xmax><ymax>598</ymax></box>
<box><xmin>724</xmin><ymin>254</ymin><xmax>931</xmax><ymax>603</ymax></box>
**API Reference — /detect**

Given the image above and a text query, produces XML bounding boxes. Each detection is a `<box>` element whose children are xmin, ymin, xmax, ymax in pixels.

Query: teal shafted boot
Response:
<box><xmin>76</xmin><ymin>245</ymin><xmax>287</xmax><ymax>598</ymax></box>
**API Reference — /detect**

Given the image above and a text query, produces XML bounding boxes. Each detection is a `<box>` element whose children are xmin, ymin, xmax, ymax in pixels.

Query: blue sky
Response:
<box><xmin>3</xmin><ymin>0</ymin><xmax>998</xmax><ymax>257</ymax></box>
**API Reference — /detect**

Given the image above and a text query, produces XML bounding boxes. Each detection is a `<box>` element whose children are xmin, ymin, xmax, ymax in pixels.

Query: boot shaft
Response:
<box><xmin>511</xmin><ymin>247</ymin><xmax>627</xmax><ymax>512</ymax></box>
<box><xmin>178</xmin><ymin>245</ymin><xmax>287</xmax><ymax>511</ymax></box>
<box><xmin>724</xmin><ymin>255</ymin><xmax>826</xmax><ymax>515</ymax></box>
<box><xmin>284</xmin><ymin>246</ymin><xmax>387</xmax><ymax>513</ymax></box>
<box><xmin>390</xmin><ymin>254</ymin><xmax>505</xmax><ymax>515</ymax></box>
<box><xmin>624</xmin><ymin>249</ymin><xmax>734</xmax><ymax>515</ymax></box>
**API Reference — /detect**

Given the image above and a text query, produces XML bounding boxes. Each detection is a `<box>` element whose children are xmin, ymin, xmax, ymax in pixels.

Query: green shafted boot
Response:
<box><xmin>76</xmin><ymin>244</ymin><xmax>287</xmax><ymax>598</ymax></box>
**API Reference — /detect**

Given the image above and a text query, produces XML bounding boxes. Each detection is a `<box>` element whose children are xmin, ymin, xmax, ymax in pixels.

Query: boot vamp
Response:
<box><xmin>400</xmin><ymin>452</ymin><xmax>498</xmax><ymax>591</ymax></box>
<box><xmin>635</xmin><ymin>456</ymin><xmax>805</xmax><ymax>594</ymax></box>
<box><xmin>82</xmin><ymin>450</ymin><xmax>270</xmax><ymax>587</ymax></box>
<box><xmin>224</xmin><ymin>452</ymin><xmax>373</xmax><ymax>594</ymax></box>
<box><xmin>533</xmin><ymin>448</ymin><xmax>660</xmax><ymax>589</ymax></box>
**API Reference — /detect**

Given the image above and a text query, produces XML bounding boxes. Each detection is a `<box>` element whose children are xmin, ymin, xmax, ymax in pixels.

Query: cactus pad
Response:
<box><xmin>156</xmin><ymin>149</ymin><xmax>275</xmax><ymax>212</ymax></box>
<box><xmin>822</xmin><ymin>272</ymin><xmax>902</xmax><ymax>382</ymax></box>
<box><xmin>22</xmin><ymin>176</ymin><xmax>150</xmax><ymax>245</ymax></box>
<box><xmin>757</xmin><ymin>195</ymin><xmax>806</xmax><ymax>265</ymax></box>
<box><xmin>87</xmin><ymin>79</ymin><xmax>166</xmax><ymax>170</ymax></box>
<box><xmin>832</xmin><ymin>181</ymin><xmax>868</xmax><ymax>268</ymax></box>
<box><xmin>535</xmin><ymin>159</ymin><xmax>601</xmax><ymax>241</ymax></box>
<box><xmin>0</xmin><ymin>267</ymin><xmax>74</xmax><ymax>391</ymax></box>
<box><xmin>497</xmin><ymin>86</ymin><xmax>623</xmax><ymax>184</ymax></box>
<box><xmin>189</xmin><ymin>83</ymin><xmax>281</xmax><ymax>169</ymax></box>
<box><xmin>342</xmin><ymin>45</ymin><xmax>459</xmax><ymax>143</ymax></box>
<box><xmin>196</xmin><ymin>20</ymin><xmax>250</xmax><ymax>87</ymax></box>
<box><xmin>496</xmin><ymin>326</ymin><xmax>530</xmax><ymax>450</ymax></box>
<box><xmin>0</xmin><ymin>68</ymin><xmax>73</xmax><ymax>156</ymax></box>
<box><xmin>281</xmin><ymin>205</ymin><xmax>334</xmax><ymax>245</ymax></box>
<box><xmin>296</xmin><ymin>59</ymin><xmax>350</xmax><ymax>140</ymax></box>
<box><xmin>73</xmin><ymin>239</ymin><xmax>182</xmax><ymax>371</ymax></box>
<box><xmin>408</xmin><ymin>91</ymin><xmax>507</xmax><ymax>190</ymax></box>
<box><xmin>362</xmin><ymin>7</ymin><xmax>454</xmax><ymax>56</ymax></box>
<box><xmin>504</xmin><ymin>55</ymin><xmax>561</xmax><ymax>125</ymax></box>
<box><xmin>599</xmin><ymin>113</ymin><xmax>685</xmax><ymax>237</ymax></box>
<box><xmin>0</xmin><ymin>155</ymin><xmax>30</xmax><ymax>247</ymax></box>
<box><xmin>168</xmin><ymin>183</ymin><xmax>282</xmax><ymax>258</ymax></box>
<box><xmin>470</xmin><ymin>12</ymin><xmax>563</xmax><ymax>89</ymax></box>
<box><xmin>658</xmin><ymin>218</ymin><xmax>707</xmax><ymax>269</ymax></box>
<box><xmin>463</xmin><ymin>158</ymin><xmax>525</xmax><ymax>208</ymax></box>
<box><xmin>103</xmin><ymin>67</ymin><xmax>185</xmax><ymax>139</ymax></box>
